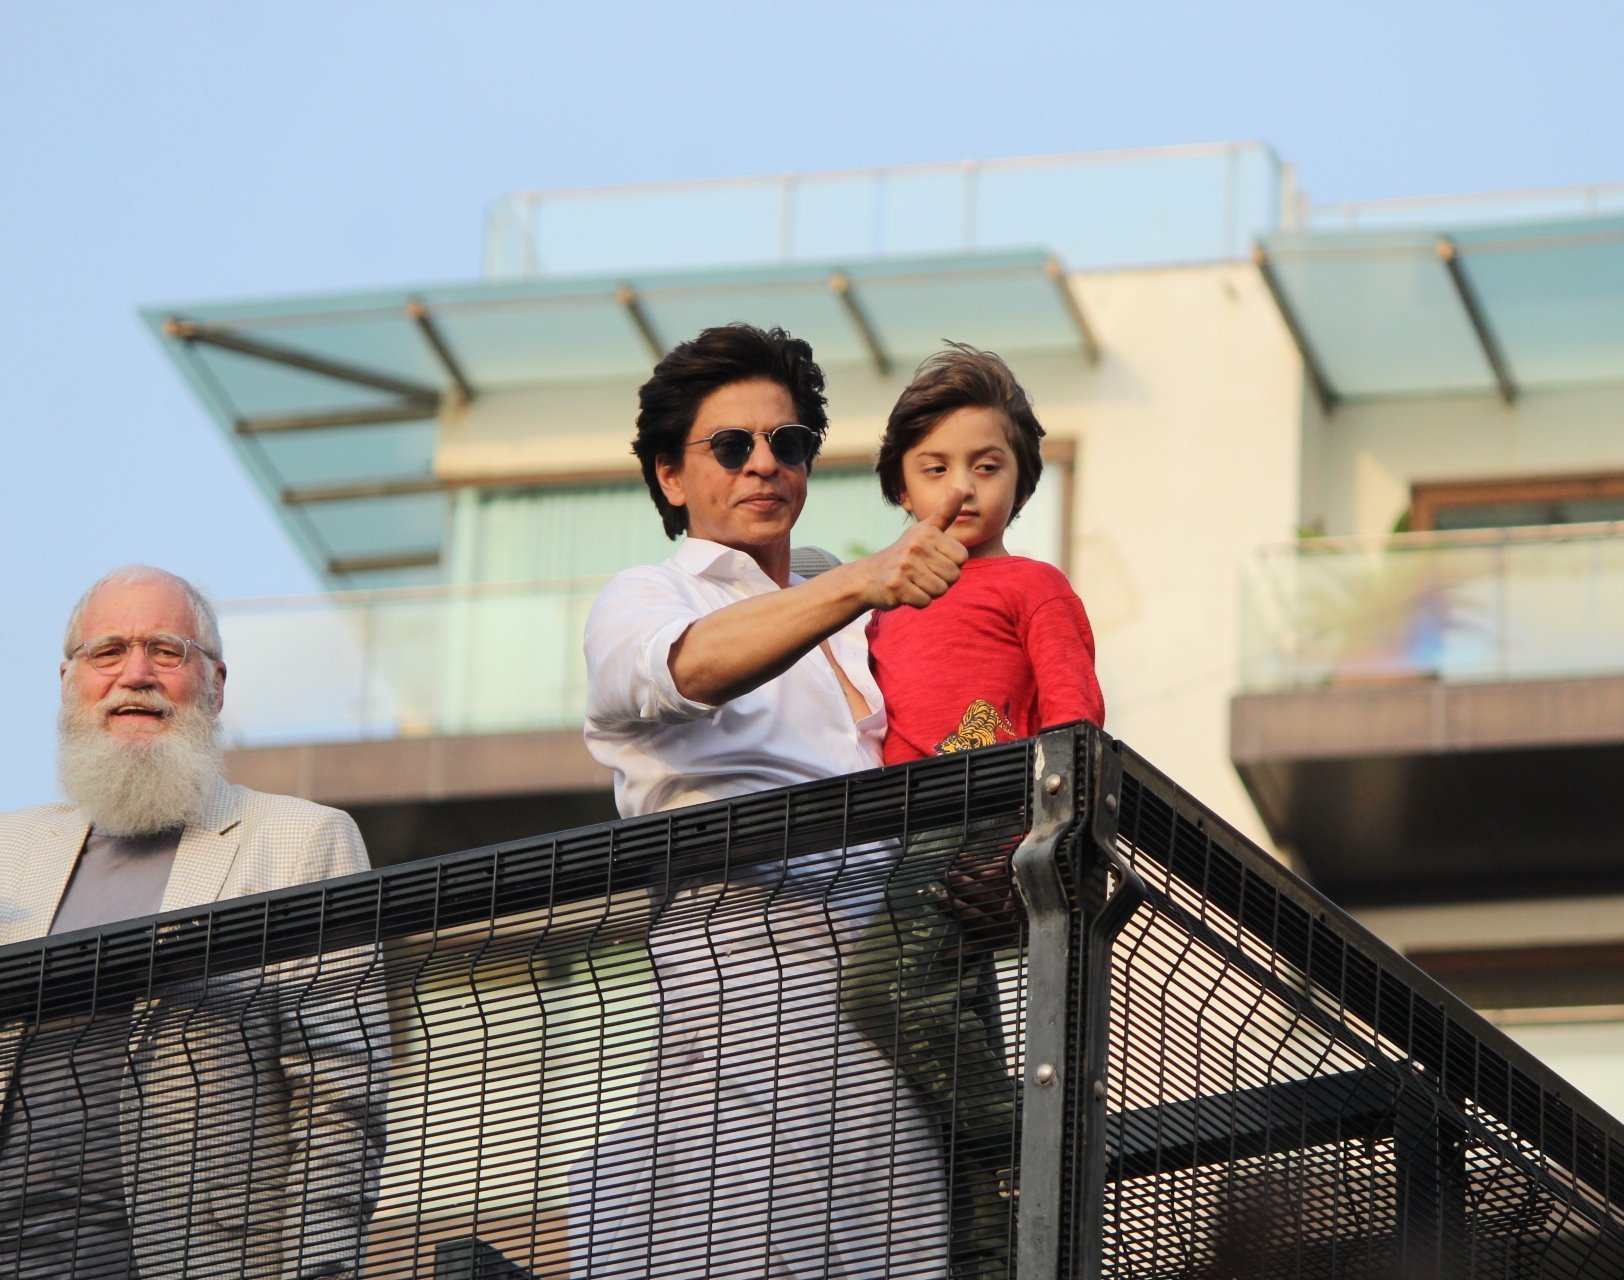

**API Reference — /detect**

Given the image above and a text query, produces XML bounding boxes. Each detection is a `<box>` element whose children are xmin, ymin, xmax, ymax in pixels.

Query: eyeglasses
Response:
<box><xmin>686</xmin><ymin>424</ymin><xmax>817</xmax><ymax>471</ymax></box>
<box><xmin>68</xmin><ymin>633</ymin><xmax>220</xmax><ymax>673</ymax></box>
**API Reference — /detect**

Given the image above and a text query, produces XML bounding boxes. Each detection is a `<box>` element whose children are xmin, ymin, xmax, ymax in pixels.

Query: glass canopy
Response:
<box><xmin>144</xmin><ymin>249</ymin><xmax>1095</xmax><ymax>588</ymax></box>
<box><xmin>1256</xmin><ymin>212</ymin><xmax>1624</xmax><ymax>408</ymax></box>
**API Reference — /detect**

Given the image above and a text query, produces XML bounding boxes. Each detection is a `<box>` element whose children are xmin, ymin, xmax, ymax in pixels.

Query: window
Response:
<box><xmin>1411</xmin><ymin>473</ymin><xmax>1624</xmax><ymax>533</ymax></box>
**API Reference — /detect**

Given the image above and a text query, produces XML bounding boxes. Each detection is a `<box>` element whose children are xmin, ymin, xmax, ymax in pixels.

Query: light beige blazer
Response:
<box><xmin>0</xmin><ymin>776</ymin><xmax>389</xmax><ymax>1280</ymax></box>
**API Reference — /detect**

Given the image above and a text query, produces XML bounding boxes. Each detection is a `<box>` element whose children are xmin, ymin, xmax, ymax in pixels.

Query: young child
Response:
<box><xmin>868</xmin><ymin>342</ymin><xmax>1104</xmax><ymax>761</ymax></box>
<box><xmin>845</xmin><ymin>344</ymin><xmax>1104</xmax><ymax>1280</ymax></box>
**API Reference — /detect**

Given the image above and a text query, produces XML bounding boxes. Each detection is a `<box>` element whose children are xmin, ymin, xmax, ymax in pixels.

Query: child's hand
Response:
<box><xmin>945</xmin><ymin>850</ymin><xmax>1020</xmax><ymax>952</ymax></box>
<box><xmin>853</xmin><ymin>489</ymin><xmax>970</xmax><ymax>610</ymax></box>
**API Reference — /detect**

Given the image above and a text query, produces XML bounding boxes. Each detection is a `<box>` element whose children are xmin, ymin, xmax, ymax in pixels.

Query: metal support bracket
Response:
<box><xmin>163</xmin><ymin>317</ymin><xmax>440</xmax><ymax>401</ymax></box>
<box><xmin>1014</xmin><ymin>727</ymin><xmax>1147</xmax><ymax>1279</ymax></box>
<box><xmin>1436</xmin><ymin>237</ymin><xmax>1518</xmax><ymax>405</ymax></box>
<box><xmin>1394</xmin><ymin>1069</ymin><xmax>1470</xmax><ymax>1280</ymax></box>
<box><xmin>408</xmin><ymin>297</ymin><xmax>477</xmax><ymax>405</ymax></box>
<box><xmin>1253</xmin><ymin>245</ymin><xmax>1339</xmax><ymax>418</ymax></box>
<box><xmin>1012</xmin><ymin>727</ymin><xmax>1079</xmax><ymax>1280</ymax></box>
<box><xmin>615</xmin><ymin>284</ymin><xmax>664</xmax><ymax>362</ymax></box>
<box><xmin>828</xmin><ymin>271</ymin><xmax>891</xmax><ymax>376</ymax></box>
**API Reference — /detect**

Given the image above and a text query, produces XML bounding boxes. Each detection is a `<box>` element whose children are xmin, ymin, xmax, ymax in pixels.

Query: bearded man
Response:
<box><xmin>0</xmin><ymin>565</ymin><xmax>388</xmax><ymax>1280</ymax></box>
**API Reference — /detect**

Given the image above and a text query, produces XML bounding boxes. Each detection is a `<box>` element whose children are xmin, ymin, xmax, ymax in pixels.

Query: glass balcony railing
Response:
<box><xmin>484</xmin><ymin>142</ymin><xmax>1285</xmax><ymax>279</ymax></box>
<box><xmin>1239</xmin><ymin>524</ymin><xmax>1624</xmax><ymax>692</ymax></box>
<box><xmin>218</xmin><ymin>578</ymin><xmax>605</xmax><ymax>747</ymax></box>
<box><xmin>1304</xmin><ymin>180</ymin><xmax>1624</xmax><ymax>232</ymax></box>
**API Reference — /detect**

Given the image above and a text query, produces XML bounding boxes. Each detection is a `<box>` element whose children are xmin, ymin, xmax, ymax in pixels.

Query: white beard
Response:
<box><xmin>57</xmin><ymin>688</ymin><xmax>224</xmax><ymax>837</ymax></box>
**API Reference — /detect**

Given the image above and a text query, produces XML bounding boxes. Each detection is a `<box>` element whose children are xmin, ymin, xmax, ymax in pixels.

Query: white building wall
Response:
<box><xmin>1305</xmin><ymin>384</ymin><xmax>1624</xmax><ymax>536</ymax></box>
<box><xmin>1061</xmin><ymin>263</ymin><xmax>1304</xmax><ymax>849</ymax></box>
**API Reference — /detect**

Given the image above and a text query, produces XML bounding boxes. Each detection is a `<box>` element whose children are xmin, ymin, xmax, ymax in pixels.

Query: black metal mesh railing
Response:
<box><xmin>1090</xmin><ymin>736</ymin><xmax>1624</xmax><ymax>1279</ymax></box>
<box><xmin>0</xmin><ymin>723</ymin><xmax>1620</xmax><ymax>1279</ymax></box>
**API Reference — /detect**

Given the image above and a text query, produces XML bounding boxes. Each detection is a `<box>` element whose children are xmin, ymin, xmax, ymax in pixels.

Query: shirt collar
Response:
<box><xmin>673</xmin><ymin>537</ymin><xmax>781</xmax><ymax>588</ymax></box>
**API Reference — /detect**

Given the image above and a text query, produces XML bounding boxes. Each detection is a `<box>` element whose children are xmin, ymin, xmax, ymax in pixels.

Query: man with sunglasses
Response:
<box><xmin>576</xmin><ymin>324</ymin><xmax>966</xmax><ymax>1277</ymax></box>
<box><xmin>0</xmin><ymin>565</ymin><xmax>387</xmax><ymax>1280</ymax></box>
<box><xmin>586</xmin><ymin>322</ymin><xmax>967</xmax><ymax>816</ymax></box>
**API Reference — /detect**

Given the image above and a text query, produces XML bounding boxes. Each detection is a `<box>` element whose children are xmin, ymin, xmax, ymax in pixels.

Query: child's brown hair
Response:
<box><xmin>875</xmin><ymin>342</ymin><xmax>1045</xmax><ymax>520</ymax></box>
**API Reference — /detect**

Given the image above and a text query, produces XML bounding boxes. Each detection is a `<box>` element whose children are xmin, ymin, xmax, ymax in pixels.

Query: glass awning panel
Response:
<box><xmin>254</xmin><ymin>422</ymin><xmax>441</xmax><ymax>492</ymax></box>
<box><xmin>1257</xmin><ymin>213</ymin><xmax>1624</xmax><ymax>408</ymax></box>
<box><xmin>188</xmin><ymin>342</ymin><xmax>414</xmax><ymax>418</ymax></box>
<box><xmin>1261</xmin><ymin>228</ymin><xmax>1494</xmax><ymax>397</ymax></box>
<box><xmin>633</xmin><ymin>264</ymin><xmax>861</xmax><ymax>368</ymax></box>
<box><xmin>1450</xmin><ymin>218</ymin><xmax>1624</xmax><ymax>389</ymax></box>
<box><xmin>299</xmin><ymin>491</ymin><xmax>447</xmax><ymax>564</ymax></box>
<box><xmin>849</xmin><ymin>260</ymin><xmax>1084</xmax><ymax>355</ymax></box>
<box><xmin>145</xmin><ymin>250</ymin><xmax>1094</xmax><ymax>586</ymax></box>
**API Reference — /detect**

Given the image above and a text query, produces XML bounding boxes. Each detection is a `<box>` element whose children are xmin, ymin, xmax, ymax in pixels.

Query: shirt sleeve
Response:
<box><xmin>583</xmin><ymin>569</ymin><xmax>721</xmax><ymax>728</ymax></box>
<box><xmin>1023</xmin><ymin>590</ymin><xmax>1106</xmax><ymax>730</ymax></box>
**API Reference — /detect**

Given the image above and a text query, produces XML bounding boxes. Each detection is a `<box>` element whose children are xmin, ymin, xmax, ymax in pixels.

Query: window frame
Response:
<box><xmin>1410</xmin><ymin>471</ymin><xmax>1624</xmax><ymax>533</ymax></box>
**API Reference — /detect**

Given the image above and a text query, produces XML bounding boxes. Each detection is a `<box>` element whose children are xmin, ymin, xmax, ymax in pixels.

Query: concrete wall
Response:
<box><xmin>1305</xmin><ymin>383</ymin><xmax>1624</xmax><ymax>537</ymax></box>
<box><xmin>1061</xmin><ymin>263</ymin><xmax>1304</xmax><ymax>848</ymax></box>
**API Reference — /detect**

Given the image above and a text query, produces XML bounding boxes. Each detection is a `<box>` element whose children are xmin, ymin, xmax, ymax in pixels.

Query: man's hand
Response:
<box><xmin>655</xmin><ymin>489</ymin><xmax>968</xmax><ymax>706</ymax></box>
<box><xmin>854</xmin><ymin>489</ymin><xmax>969</xmax><ymax>610</ymax></box>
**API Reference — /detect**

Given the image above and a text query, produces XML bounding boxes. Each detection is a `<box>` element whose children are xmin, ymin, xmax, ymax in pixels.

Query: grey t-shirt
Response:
<box><xmin>0</xmin><ymin>827</ymin><xmax>181</xmax><ymax>1276</ymax></box>
<box><xmin>49</xmin><ymin>827</ymin><xmax>181</xmax><ymax>935</ymax></box>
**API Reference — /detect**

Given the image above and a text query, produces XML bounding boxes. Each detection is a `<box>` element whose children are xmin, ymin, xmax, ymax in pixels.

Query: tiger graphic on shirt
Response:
<box><xmin>933</xmin><ymin>698</ymin><xmax>1017</xmax><ymax>754</ymax></box>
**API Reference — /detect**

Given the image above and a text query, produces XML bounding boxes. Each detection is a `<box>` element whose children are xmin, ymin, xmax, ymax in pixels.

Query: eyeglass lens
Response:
<box><xmin>80</xmin><ymin>636</ymin><xmax>192</xmax><ymax>672</ymax></box>
<box><xmin>708</xmin><ymin>425</ymin><xmax>814</xmax><ymax>470</ymax></box>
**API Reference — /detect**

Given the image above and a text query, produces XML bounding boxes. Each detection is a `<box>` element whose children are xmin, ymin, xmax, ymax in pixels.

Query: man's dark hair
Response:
<box><xmin>876</xmin><ymin>342</ymin><xmax>1045</xmax><ymax>521</ymax></box>
<box><xmin>633</xmin><ymin>323</ymin><xmax>829</xmax><ymax>539</ymax></box>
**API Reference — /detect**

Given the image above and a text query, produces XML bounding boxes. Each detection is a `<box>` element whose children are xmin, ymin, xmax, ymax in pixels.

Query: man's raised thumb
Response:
<box><xmin>924</xmin><ymin>488</ymin><xmax>965</xmax><ymax>531</ymax></box>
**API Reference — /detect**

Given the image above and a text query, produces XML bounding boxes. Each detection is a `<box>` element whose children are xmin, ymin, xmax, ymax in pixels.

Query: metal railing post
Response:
<box><xmin>1394</xmin><ymin>1080</ymin><xmax>1470</xmax><ymax>1280</ymax></box>
<box><xmin>1012</xmin><ymin>728</ymin><xmax>1079</xmax><ymax>1279</ymax></box>
<box><xmin>1013</xmin><ymin>726</ymin><xmax>1145</xmax><ymax>1279</ymax></box>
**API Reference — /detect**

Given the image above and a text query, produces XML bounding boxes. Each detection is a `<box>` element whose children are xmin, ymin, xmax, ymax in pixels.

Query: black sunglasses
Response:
<box><xmin>686</xmin><ymin>424</ymin><xmax>816</xmax><ymax>471</ymax></box>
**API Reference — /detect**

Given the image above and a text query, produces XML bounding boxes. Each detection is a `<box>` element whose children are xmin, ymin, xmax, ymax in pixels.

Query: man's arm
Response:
<box><xmin>669</xmin><ymin>491</ymin><xmax>968</xmax><ymax>706</ymax></box>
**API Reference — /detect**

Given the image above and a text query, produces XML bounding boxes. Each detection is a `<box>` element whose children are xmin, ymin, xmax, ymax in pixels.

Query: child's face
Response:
<box><xmin>898</xmin><ymin>406</ymin><xmax>1020</xmax><ymax>559</ymax></box>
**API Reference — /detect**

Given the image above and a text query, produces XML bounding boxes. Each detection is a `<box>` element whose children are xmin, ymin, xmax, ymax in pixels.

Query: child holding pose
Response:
<box><xmin>846</xmin><ymin>344</ymin><xmax>1104</xmax><ymax>1280</ymax></box>
<box><xmin>868</xmin><ymin>343</ymin><xmax>1104</xmax><ymax>761</ymax></box>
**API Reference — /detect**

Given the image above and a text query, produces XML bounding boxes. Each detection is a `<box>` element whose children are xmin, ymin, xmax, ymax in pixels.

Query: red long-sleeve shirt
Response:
<box><xmin>866</xmin><ymin>555</ymin><xmax>1105</xmax><ymax>765</ymax></box>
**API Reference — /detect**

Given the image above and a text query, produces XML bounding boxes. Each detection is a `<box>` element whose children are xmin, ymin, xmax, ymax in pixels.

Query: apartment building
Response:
<box><xmin>147</xmin><ymin>142</ymin><xmax>1624</xmax><ymax>1116</ymax></box>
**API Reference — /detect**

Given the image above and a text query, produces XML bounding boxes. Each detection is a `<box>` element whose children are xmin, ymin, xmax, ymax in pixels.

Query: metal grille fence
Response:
<box><xmin>0</xmin><ymin>723</ymin><xmax>1619</xmax><ymax>1278</ymax></box>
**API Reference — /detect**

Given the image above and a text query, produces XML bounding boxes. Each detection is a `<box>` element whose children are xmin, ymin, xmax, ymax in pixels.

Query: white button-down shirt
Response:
<box><xmin>583</xmin><ymin>538</ymin><xmax>885</xmax><ymax>818</ymax></box>
<box><xmin>575</xmin><ymin>547</ymin><xmax>949</xmax><ymax>1280</ymax></box>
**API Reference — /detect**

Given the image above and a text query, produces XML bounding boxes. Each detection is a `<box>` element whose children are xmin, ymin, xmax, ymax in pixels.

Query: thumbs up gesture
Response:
<box><xmin>921</xmin><ymin>488</ymin><xmax>965</xmax><ymax>535</ymax></box>
<box><xmin>856</xmin><ymin>488</ymin><xmax>969</xmax><ymax>610</ymax></box>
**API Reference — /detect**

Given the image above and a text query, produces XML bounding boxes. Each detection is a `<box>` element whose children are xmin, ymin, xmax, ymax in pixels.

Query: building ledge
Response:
<box><xmin>226</xmin><ymin>727</ymin><xmax>607</xmax><ymax>805</ymax></box>
<box><xmin>225</xmin><ymin>729</ymin><xmax>614</xmax><ymax>865</ymax></box>
<box><xmin>1232</xmin><ymin>675</ymin><xmax>1624</xmax><ymax>906</ymax></box>
<box><xmin>1233</xmin><ymin>673</ymin><xmax>1624</xmax><ymax>762</ymax></box>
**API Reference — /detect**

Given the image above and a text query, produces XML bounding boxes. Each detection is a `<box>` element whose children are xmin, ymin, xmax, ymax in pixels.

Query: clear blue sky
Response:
<box><xmin>2</xmin><ymin>0</ymin><xmax>1621</xmax><ymax>811</ymax></box>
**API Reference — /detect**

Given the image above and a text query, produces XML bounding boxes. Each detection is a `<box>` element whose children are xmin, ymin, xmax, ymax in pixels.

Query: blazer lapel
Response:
<box><xmin>0</xmin><ymin>809</ymin><xmax>90</xmax><ymax>947</ymax></box>
<box><xmin>159</xmin><ymin>776</ymin><xmax>243</xmax><ymax>914</ymax></box>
